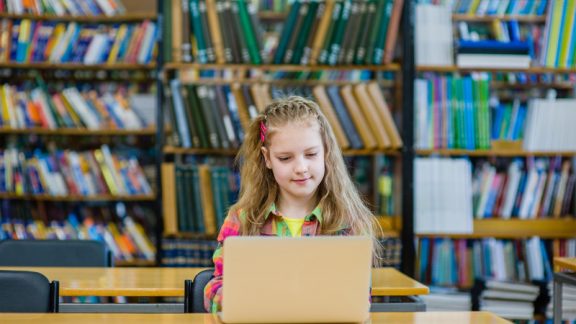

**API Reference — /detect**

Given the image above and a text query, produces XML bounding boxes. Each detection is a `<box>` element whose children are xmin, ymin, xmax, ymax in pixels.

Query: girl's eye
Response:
<box><xmin>278</xmin><ymin>157</ymin><xmax>290</xmax><ymax>161</ymax></box>
<box><xmin>306</xmin><ymin>153</ymin><xmax>317</xmax><ymax>157</ymax></box>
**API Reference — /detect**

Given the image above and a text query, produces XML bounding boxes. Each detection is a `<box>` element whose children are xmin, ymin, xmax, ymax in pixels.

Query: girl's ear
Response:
<box><xmin>261</xmin><ymin>146</ymin><xmax>272</xmax><ymax>169</ymax></box>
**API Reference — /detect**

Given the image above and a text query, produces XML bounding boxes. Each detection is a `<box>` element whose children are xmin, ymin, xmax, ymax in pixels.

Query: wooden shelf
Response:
<box><xmin>452</xmin><ymin>14</ymin><xmax>546</xmax><ymax>23</ymax></box>
<box><xmin>0</xmin><ymin>127</ymin><xmax>157</xmax><ymax>136</ymax></box>
<box><xmin>377</xmin><ymin>216</ymin><xmax>401</xmax><ymax>231</ymax></box>
<box><xmin>164</xmin><ymin>146</ymin><xmax>401</xmax><ymax>156</ymax></box>
<box><xmin>416</xmin><ymin>148</ymin><xmax>576</xmax><ymax>157</ymax></box>
<box><xmin>491</xmin><ymin>81</ymin><xmax>575</xmax><ymax>90</ymax></box>
<box><xmin>0</xmin><ymin>63</ymin><xmax>156</xmax><ymax>70</ymax></box>
<box><xmin>115</xmin><ymin>259</ymin><xmax>156</xmax><ymax>267</ymax></box>
<box><xmin>417</xmin><ymin>65</ymin><xmax>576</xmax><ymax>73</ymax></box>
<box><xmin>163</xmin><ymin>232</ymin><xmax>217</xmax><ymax>239</ymax></box>
<box><xmin>0</xmin><ymin>12</ymin><xmax>156</xmax><ymax>22</ymax></box>
<box><xmin>178</xmin><ymin>78</ymin><xmax>397</xmax><ymax>88</ymax></box>
<box><xmin>417</xmin><ymin>218</ymin><xmax>576</xmax><ymax>239</ymax></box>
<box><xmin>0</xmin><ymin>193</ymin><xmax>156</xmax><ymax>202</ymax></box>
<box><xmin>165</xmin><ymin>62</ymin><xmax>401</xmax><ymax>72</ymax></box>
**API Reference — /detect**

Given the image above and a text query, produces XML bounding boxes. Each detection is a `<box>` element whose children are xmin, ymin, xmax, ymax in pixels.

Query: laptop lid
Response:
<box><xmin>220</xmin><ymin>236</ymin><xmax>372</xmax><ymax>323</ymax></box>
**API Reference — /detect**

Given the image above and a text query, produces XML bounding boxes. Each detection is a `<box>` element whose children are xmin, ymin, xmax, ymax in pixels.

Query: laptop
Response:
<box><xmin>220</xmin><ymin>236</ymin><xmax>372</xmax><ymax>323</ymax></box>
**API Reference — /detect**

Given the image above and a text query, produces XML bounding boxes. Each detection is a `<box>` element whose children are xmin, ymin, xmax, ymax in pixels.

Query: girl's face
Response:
<box><xmin>262</xmin><ymin>121</ymin><xmax>325</xmax><ymax>205</ymax></box>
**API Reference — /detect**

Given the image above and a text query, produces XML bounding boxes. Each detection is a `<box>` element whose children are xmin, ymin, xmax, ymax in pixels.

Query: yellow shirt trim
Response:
<box><xmin>283</xmin><ymin>217</ymin><xmax>305</xmax><ymax>237</ymax></box>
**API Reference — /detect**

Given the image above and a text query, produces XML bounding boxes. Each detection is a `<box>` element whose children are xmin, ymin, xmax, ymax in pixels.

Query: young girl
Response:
<box><xmin>204</xmin><ymin>96</ymin><xmax>382</xmax><ymax>313</ymax></box>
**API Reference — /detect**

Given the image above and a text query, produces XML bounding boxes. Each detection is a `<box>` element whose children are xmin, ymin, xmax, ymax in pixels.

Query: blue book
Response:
<box><xmin>462</xmin><ymin>77</ymin><xmax>476</xmax><ymax>150</ymax></box>
<box><xmin>492</xmin><ymin>104</ymin><xmax>504</xmax><ymax>140</ymax></box>
<box><xmin>536</xmin><ymin>0</ymin><xmax>548</xmax><ymax>15</ymax></box>
<box><xmin>458</xmin><ymin>40</ymin><xmax>531</xmax><ymax>52</ymax></box>
<box><xmin>512</xmin><ymin>105</ymin><xmax>527</xmax><ymax>140</ymax></box>
<box><xmin>169</xmin><ymin>79</ymin><xmax>192</xmax><ymax>148</ymax></box>
<box><xmin>326</xmin><ymin>85</ymin><xmax>363</xmax><ymax>149</ymax></box>
<box><xmin>508</xmin><ymin>21</ymin><xmax>521</xmax><ymax>42</ymax></box>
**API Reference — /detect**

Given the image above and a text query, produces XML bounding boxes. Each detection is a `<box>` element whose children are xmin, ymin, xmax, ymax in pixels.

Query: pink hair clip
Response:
<box><xmin>260</xmin><ymin>121</ymin><xmax>267</xmax><ymax>143</ymax></box>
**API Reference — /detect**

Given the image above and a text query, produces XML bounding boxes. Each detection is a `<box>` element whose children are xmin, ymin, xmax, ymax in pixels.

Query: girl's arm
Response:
<box><xmin>203</xmin><ymin>210</ymin><xmax>242</xmax><ymax>313</ymax></box>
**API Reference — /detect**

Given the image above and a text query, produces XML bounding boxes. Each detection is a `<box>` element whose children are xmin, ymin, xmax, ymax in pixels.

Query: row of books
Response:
<box><xmin>0</xmin><ymin>215</ymin><xmax>155</xmax><ymax>261</ymax></box>
<box><xmin>414</xmin><ymin>157</ymin><xmax>474</xmax><ymax>234</ymax></box>
<box><xmin>417</xmin><ymin>237</ymin><xmax>555</xmax><ymax>288</ymax></box>
<box><xmin>414</xmin><ymin>75</ymin><xmax>491</xmax><ymax>150</ymax></box>
<box><xmin>474</xmin><ymin>278</ymin><xmax>545</xmax><ymax>321</ymax></box>
<box><xmin>456</xmin><ymin>23</ymin><xmax>535</xmax><ymax>69</ymax></box>
<box><xmin>546</xmin><ymin>281</ymin><xmax>576</xmax><ymax>320</ymax></box>
<box><xmin>472</xmin><ymin>158</ymin><xmax>575</xmax><ymax>219</ymax></box>
<box><xmin>0</xmin><ymin>19</ymin><xmax>157</xmax><ymax>64</ymax></box>
<box><xmin>0</xmin><ymin>0</ymin><xmax>126</xmax><ymax>16</ymax></box>
<box><xmin>167</xmin><ymin>80</ymin><xmax>402</xmax><ymax>150</ymax></box>
<box><xmin>0</xmin><ymin>83</ymin><xmax>155</xmax><ymax>130</ymax></box>
<box><xmin>492</xmin><ymin>99</ymin><xmax>526</xmax><ymax>141</ymax></box>
<box><xmin>161</xmin><ymin>236</ymin><xmax>403</xmax><ymax>268</ymax></box>
<box><xmin>161</xmin><ymin>238</ymin><xmax>219</xmax><ymax>267</ymax></box>
<box><xmin>523</xmin><ymin>98</ymin><xmax>576</xmax><ymax>152</ymax></box>
<box><xmin>166</xmin><ymin>0</ymin><xmax>403</xmax><ymax>66</ymax></box>
<box><xmin>0</xmin><ymin>145</ymin><xmax>152</xmax><ymax>196</ymax></box>
<box><xmin>446</xmin><ymin>0</ymin><xmax>549</xmax><ymax>16</ymax></box>
<box><xmin>273</xmin><ymin>0</ymin><xmax>403</xmax><ymax>65</ymax></box>
<box><xmin>161</xmin><ymin>163</ymin><xmax>239</xmax><ymax>236</ymax></box>
<box><xmin>540</xmin><ymin>0</ymin><xmax>576</xmax><ymax>68</ymax></box>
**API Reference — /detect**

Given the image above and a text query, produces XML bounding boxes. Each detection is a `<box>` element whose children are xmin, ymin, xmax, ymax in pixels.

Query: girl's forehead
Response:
<box><xmin>268</xmin><ymin>122</ymin><xmax>323</xmax><ymax>150</ymax></box>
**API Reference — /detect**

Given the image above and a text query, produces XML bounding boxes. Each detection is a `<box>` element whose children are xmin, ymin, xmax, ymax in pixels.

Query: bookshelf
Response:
<box><xmin>157</xmin><ymin>0</ymin><xmax>407</xmax><ymax>269</ymax></box>
<box><xmin>413</xmin><ymin>0</ymin><xmax>576</xmax><ymax>320</ymax></box>
<box><xmin>0</xmin><ymin>0</ymin><xmax>160</xmax><ymax>266</ymax></box>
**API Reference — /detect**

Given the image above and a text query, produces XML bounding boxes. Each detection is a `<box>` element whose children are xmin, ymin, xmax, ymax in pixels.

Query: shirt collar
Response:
<box><xmin>265</xmin><ymin>202</ymin><xmax>323</xmax><ymax>224</ymax></box>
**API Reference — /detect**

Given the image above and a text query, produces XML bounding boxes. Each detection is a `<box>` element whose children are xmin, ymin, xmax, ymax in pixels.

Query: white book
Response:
<box><xmin>129</xmin><ymin>94</ymin><xmax>156</xmax><ymax>127</ymax></box>
<box><xmin>84</xmin><ymin>33</ymin><xmax>108</xmax><ymax>64</ymax></box>
<box><xmin>414</xmin><ymin>79</ymin><xmax>430</xmax><ymax>149</ymax></box>
<box><xmin>62</xmin><ymin>88</ymin><xmax>100</xmax><ymax>129</ymax></box>
<box><xmin>137</xmin><ymin>22</ymin><xmax>156</xmax><ymax>64</ymax></box>
<box><xmin>457</xmin><ymin>54</ymin><xmax>531</xmax><ymax>69</ymax></box>
<box><xmin>124</xmin><ymin>217</ymin><xmax>155</xmax><ymax>260</ymax></box>
<box><xmin>518</xmin><ymin>162</ymin><xmax>539</xmax><ymax>218</ymax></box>
<box><xmin>94</xmin><ymin>0</ymin><xmax>116</xmax><ymax>16</ymax></box>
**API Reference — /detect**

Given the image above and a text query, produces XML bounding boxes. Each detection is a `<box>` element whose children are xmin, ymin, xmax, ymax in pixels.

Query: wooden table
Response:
<box><xmin>0</xmin><ymin>311</ymin><xmax>511</xmax><ymax>323</ymax></box>
<box><xmin>0</xmin><ymin>267</ymin><xmax>428</xmax><ymax>313</ymax></box>
<box><xmin>0</xmin><ymin>267</ymin><xmax>428</xmax><ymax>297</ymax></box>
<box><xmin>553</xmin><ymin>257</ymin><xmax>576</xmax><ymax>324</ymax></box>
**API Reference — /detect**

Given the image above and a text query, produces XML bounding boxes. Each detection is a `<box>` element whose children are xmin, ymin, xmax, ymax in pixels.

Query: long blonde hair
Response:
<box><xmin>231</xmin><ymin>96</ymin><xmax>382</xmax><ymax>264</ymax></box>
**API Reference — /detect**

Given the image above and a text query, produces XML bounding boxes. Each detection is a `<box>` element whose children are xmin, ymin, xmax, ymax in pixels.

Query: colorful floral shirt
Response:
<box><xmin>203</xmin><ymin>203</ymin><xmax>351</xmax><ymax>313</ymax></box>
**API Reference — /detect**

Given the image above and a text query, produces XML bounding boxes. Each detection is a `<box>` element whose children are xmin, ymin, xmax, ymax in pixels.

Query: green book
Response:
<box><xmin>175</xmin><ymin>165</ymin><xmax>190</xmax><ymax>231</ymax></box>
<box><xmin>365</xmin><ymin>0</ymin><xmax>386</xmax><ymax>65</ymax></box>
<box><xmin>291</xmin><ymin>1</ymin><xmax>318</xmax><ymax>64</ymax></box>
<box><xmin>210</xmin><ymin>166</ymin><xmax>224</xmax><ymax>230</ymax></box>
<box><xmin>327</xmin><ymin>0</ymin><xmax>351</xmax><ymax>66</ymax></box>
<box><xmin>237</xmin><ymin>0</ymin><xmax>261</xmax><ymax>64</ymax></box>
<box><xmin>353</xmin><ymin>0</ymin><xmax>374</xmax><ymax>64</ymax></box>
<box><xmin>162</xmin><ymin>0</ymin><xmax>172</xmax><ymax>62</ymax></box>
<box><xmin>189</xmin><ymin>0</ymin><xmax>208</xmax><ymax>63</ymax></box>
<box><xmin>186</xmin><ymin>85</ymin><xmax>210</xmax><ymax>148</ymax></box>
<box><xmin>195</xmin><ymin>85</ymin><xmax>221</xmax><ymax>148</ymax></box>
<box><xmin>372</xmin><ymin>0</ymin><xmax>394</xmax><ymax>64</ymax></box>
<box><xmin>180</xmin><ymin>84</ymin><xmax>201</xmax><ymax>148</ymax></box>
<box><xmin>198</xmin><ymin>0</ymin><xmax>215</xmax><ymax>63</ymax></box>
<box><xmin>191</xmin><ymin>165</ymin><xmax>205</xmax><ymax>233</ymax></box>
<box><xmin>318</xmin><ymin>0</ymin><xmax>342</xmax><ymax>65</ymax></box>
<box><xmin>273</xmin><ymin>0</ymin><xmax>301</xmax><ymax>64</ymax></box>
<box><xmin>230</xmin><ymin>1</ymin><xmax>251</xmax><ymax>63</ymax></box>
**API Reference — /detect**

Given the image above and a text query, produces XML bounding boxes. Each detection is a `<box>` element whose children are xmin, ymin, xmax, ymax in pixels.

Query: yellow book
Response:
<box><xmin>198</xmin><ymin>165</ymin><xmax>217</xmax><ymax>236</ymax></box>
<box><xmin>93</xmin><ymin>149</ymin><xmax>120</xmax><ymax>195</ymax></box>
<box><xmin>467</xmin><ymin>0</ymin><xmax>481</xmax><ymax>15</ymax></box>
<box><xmin>559</xmin><ymin>0</ymin><xmax>576</xmax><ymax>67</ymax></box>
<box><xmin>58</xmin><ymin>92</ymin><xmax>84</xmax><ymax>127</ymax></box>
<box><xmin>107</xmin><ymin>24</ymin><xmax>128</xmax><ymax>64</ymax></box>
<box><xmin>546</xmin><ymin>0</ymin><xmax>565</xmax><ymax>67</ymax></box>
<box><xmin>161</xmin><ymin>163</ymin><xmax>178</xmax><ymax>235</ymax></box>
<box><xmin>44</xmin><ymin>23</ymin><xmax>66</xmax><ymax>61</ymax></box>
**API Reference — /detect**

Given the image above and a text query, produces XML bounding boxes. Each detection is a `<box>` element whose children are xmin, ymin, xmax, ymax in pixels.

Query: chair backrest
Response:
<box><xmin>0</xmin><ymin>240</ymin><xmax>113</xmax><ymax>267</ymax></box>
<box><xmin>0</xmin><ymin>270</ymin><xmax>59</xmax><ymax>312</ymax></box>
<box><xmin>185</xmin><ymin>268</ymin><xmax>214</xmax><ymax>313</ymax></box>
